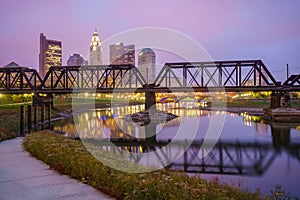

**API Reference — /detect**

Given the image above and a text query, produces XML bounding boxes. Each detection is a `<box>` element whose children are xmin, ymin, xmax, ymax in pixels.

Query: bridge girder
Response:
<box><xmin>0</xmin><ymin>60</ymin><xmax>299</xmax><ymax>94</ymax></box>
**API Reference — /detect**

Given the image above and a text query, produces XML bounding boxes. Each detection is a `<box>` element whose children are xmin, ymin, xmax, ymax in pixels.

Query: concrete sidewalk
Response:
<box><xmin>0</xmin><ymin>137</ymin><xmax>113</xmax><ymax>200</ymax></box>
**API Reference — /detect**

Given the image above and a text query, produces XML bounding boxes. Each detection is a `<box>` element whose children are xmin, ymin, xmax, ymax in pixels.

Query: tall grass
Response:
<box><xmin>22</xmin><ymin>131</ymin><xmax>276</xmax><ymax>200</ymax></box>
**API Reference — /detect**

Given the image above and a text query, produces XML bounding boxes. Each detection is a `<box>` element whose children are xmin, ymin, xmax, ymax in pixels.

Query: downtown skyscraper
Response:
<box><xmin>39</xmin><ymin>33</ymin><xmax>62</xmax><ymax>77</ymax></box>
<box><xmin>90</xmin><ymin>29</ymin><xmax>102</xmax><ymax>65</ymax></box>
<box><xmin>109</xmin><ymin>43</ymin><xmax>135</xmax><ymax>65</ymax></box>
<box><xmin>67</xmin><ymin>53</ymin><xmax>86</xmax><ymax>66</ymax></box>
<box><xmin>138</xmin><ymin>48</ymin><xmax>156</xmax><ymax>83</ymax></box>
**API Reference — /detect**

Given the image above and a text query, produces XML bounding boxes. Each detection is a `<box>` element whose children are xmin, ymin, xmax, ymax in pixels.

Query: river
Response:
<box><xmin>52</xmin><ymin>104</ymin><xmax>300</xmax><ymax>197</ymax></box>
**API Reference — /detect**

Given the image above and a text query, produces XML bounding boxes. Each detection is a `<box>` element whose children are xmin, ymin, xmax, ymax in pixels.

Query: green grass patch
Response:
<box><xmin>0</xmin><ymin>104</ymin><xmax>18</xmax><ymax>142</ymax></box>
<box><xmin>0</xmin><ymin>128</ymin><xmax>16</xmax><ymax>142</ymax></box>
<box><xmin>23</xmin><ymin>131</ymin><xmax>289</xmax><ymax>200</ymax></box>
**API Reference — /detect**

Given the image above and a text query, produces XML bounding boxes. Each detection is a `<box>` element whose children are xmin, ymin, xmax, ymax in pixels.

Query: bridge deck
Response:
<box><xmin>0</xmin><ymin>60</ymin><xmax>299</xmax><ymax>94</ymax></box>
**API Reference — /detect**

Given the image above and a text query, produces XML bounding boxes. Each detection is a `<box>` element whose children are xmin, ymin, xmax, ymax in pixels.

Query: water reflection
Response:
<box><xmin>52</xmin><ymin>105</ymin><xmax>300</xmax><ymax>173</ymax></box>
<box><xmin>52</xmin><ymin>105</ymin><xmax>300</xmax><ymax>196</ymax></box>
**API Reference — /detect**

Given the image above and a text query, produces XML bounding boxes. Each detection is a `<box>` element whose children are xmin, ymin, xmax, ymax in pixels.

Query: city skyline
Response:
<box><xmin>138</xmin><ymin>48</ymin><xmax>156</xmax><ymax>83</ymax></box>
<box><xmin>39</xmin><ymin>33</ymin><xmax>62</xmax><ymax>77</ymax></box>
<box><xmin>0</xmin><ymin>1</ymin><xmax>299</xmax><ymax>81</ymax></box>
<box><xmin>90</xmin><ymin>29</ymin><xmax>102</xmax><ymax>65</ymax></box>
<box><xmin>110</xmin><ymin>43</ymin><xmax>135</xmax><ymax>65</ymax></box>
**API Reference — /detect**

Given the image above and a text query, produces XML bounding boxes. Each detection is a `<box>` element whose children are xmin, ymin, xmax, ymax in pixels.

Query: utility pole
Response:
<box><xmin>286</xmin><ymin>63</ymin><xmax>289</xmax><ymax>79</ymax></box>
<box><xmin>146</xmin><ymin>68</ymin><xmax>149</xmax><ymax>83</ymax></box>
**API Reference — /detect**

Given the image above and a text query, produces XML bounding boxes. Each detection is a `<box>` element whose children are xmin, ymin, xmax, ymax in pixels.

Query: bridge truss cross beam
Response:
<box><xmin>283</xmin><ymin>74</ymin><xmax>300</xmax><ymax>87</ymax></box>
<box><xmin>154</xmin><ymin>60</ymin><xmax>280</xmax><ymax>89</ymax></box>
<box><xmin>0</xmin><ymin>67</ymin><xmax>42</xmax><ymax>93</ymax></box>
<box><xmin>40</xmin><ymin>64</ymin><xmax>147</xmax><ymax>92</ymax></box>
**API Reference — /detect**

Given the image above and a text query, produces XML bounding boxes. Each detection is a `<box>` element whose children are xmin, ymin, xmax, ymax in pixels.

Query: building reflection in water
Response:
<box><xmin>52</xmin><ymin>105</ymin><xmax>300</xmax><ymax>174</ymax></box>
<box><xmin>240</xmin><ymin>112</ymin><xmax>269</xmax><ymax>135</ymax></box>
<box><xmin>51</xmin><ymin>105</ymin><xmax>300</xmax><ymax>197</ymax></box>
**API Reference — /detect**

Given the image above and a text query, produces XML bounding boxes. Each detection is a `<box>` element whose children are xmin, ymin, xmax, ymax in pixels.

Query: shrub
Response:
<box><xmin>23</xmin><ymin>131</ymin><xmax>268</xmax><ymax>199</ymax></box>
<box><xmin>0</xmin><ymin>127</ymin><xmax>16</xmax><ymax>142</ymax></box>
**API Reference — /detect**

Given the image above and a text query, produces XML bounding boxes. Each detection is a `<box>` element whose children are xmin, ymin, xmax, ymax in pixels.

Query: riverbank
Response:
<box><xmin>23</xmin><ymin>131</ymin><xmax>280</xmax><ymax>199</ymax></box>
<box><xmin>200</xmin><ymin>101</ymin><xmax>300</xmax><ymax>116</ymax></box>
<box><xmin>201</xmin><ymin>107</ymin><xmax>264</xmax><ymax>116</ymax></box>
<box><xmin>0</xmin><ymin>100</ymin><xmax>144</xmax><ymax>142</ymax></box>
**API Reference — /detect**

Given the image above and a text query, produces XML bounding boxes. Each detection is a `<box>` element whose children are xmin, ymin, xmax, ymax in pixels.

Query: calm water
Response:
<box><xmin>52</xmin><ymin>104</ymin><xmax>300</xmax><ymax>197</ymax></box>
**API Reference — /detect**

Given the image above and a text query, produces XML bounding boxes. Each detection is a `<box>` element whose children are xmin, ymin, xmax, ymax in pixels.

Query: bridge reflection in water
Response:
<box><xmin>53</xmin><ymin>106</ymin><xmax>300</xmax><ymax>177</ymax></box>
<box><xmin>83</xmin><ymin>135</ymin><xmax>300</xmax><ymax>176</ymax></box>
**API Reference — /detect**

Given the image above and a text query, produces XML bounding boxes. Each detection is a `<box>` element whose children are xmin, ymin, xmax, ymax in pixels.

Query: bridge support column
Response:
<box><xmin>19</xmin><ymin>106</ymin><xmax>24</xmax><ymax>137</ymax></box>
<box><xmin>280</xmin><ymin>92</ymin><xmax>291</xmax><ymax>108</ymax></box>
<box><xmin>145</xmin><ymin>91</ymin><xmax>156</xmax><ymax>111</ymax></box>
<box><xmin>32</xmin><ymin>93</ymin><xmax>53</xmax><ymax>131</ymax></box>
<box><xmin>33</xmin><ymin>93</ymin><xmax>53</xmax><ymax>106</ymax></box>
<box><xmin>46</xmin><ymin>103</ymin><xmax>52</xmax><ymax>130</ymax></box>
<box><xmin>145</xmin><ymin>122</ymin><xmax>157</xmax><ymax>142</ymax></box>
<box><xmin>270</xmin><ymin>91</ymin><xmax>281</xmax><ymax>108</ymax></box>
<box><xmin>269</xmin><ymin>91</ymin><xmax>291</xmax><ymax>108</ymax></box>
<box><xmin>33</xmin><ymin>105</ymin><xmax>37</xmax><ymax>131</ymax></box>
<box><xmin>264</xmin><ymin>91</ymin><xmax>299</xmax><ymax>122</ymax></box>
<box><xmin>27</xmin><ymin>105</ymin><xmax>32</xmax><ymax>133</ymax></box>
<box><xmin>41</xmin><ymin>104</ymin><xmax>44</xmax><ymax>130</ymax></box>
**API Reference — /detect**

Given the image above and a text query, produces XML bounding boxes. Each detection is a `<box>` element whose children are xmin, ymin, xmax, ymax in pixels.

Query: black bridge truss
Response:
<box><xmin>0</xmin><ymin>60</ymin><xmax>299</xmax><ymax>94</ymax></box>
<box><xmin>283</xmin><ymin>74</ymin><xmax>300</xmax><ymax>87</ymax></box>
<box><xmin>40</xmin><ymin>64</ymin><xmax>147</xmax><ymax>93</ymax></box>
<box><xmin>85</xmin><ymin>139</ymin><xmax>300</xmax><ymax>176</ymax></box>
<box><xmin>154</xmin><ymin>60</ymin><xmax>282</xmax><ymax>92</ymax></box>
<box><xmin>0</xmin><ymin>67</ymin><xmax>42</xmax><ymax>93</ymax></box>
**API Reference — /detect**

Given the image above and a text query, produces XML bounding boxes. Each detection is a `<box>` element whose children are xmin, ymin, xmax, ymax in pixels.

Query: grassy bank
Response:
<box><xmin>0</xmin><ymin>98</ymin><xmax>143</xmax><ymax>142</ymax></box>
<box><xmin>23</xmin><ymin>131</ymin><xmax>290</xmax><ymax>200</ymax></box>
<box><xmin>0</xmin><ymin>108</ymin><xmax>19</xmax><ymax>141</ymax></box>
<box><xmin>0</xmin><ymin>105</ymin><xmax>60</xmax><ymax>142</ymax></box>
<box><xmin>0</xmin><ymin>128</ymin><xmax>16</xmax><ymax>142</ymax></box>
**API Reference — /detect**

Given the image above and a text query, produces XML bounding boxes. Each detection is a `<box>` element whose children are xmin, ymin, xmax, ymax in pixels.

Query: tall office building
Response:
<box><xmin>123</xmin><ymin>44</ymin><xmax>135</xmax><ymax>65</ymax></box>
<box><xmin>109</xmin><ymin>43</ymin><xmax>135</xmax><ymax>65</ymax></box>
<box><xmin>90</xmin><ymin>29</ymin><xmax>102</xmax><ymax>65</ymax></box>
<box><xmin>67</xmin><ymin>53</ymin><xmax>86</xmax><ymax>66</ymax></box>
<box><xmin>138</xmin><ymin>48</ymin><xmax>156</xmax><ymax>83</ymax></box>
<box><xmin>39</xmin><ymin>33</ymin><xmax>62</xmax><ymax>77</ymax></box>
<box><xmin>109</xmin><ymin>43</ymin><xmax>124</xmax><ymax>65</ymax></box>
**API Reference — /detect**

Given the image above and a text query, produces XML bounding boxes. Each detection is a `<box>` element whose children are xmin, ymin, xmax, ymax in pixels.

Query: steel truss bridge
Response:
<box><xmin>0</xmin><ymin>60</ymin><xmax>299</xmax><ymax>94</ymax></box>
<box><xmin>85</xmin><ymin>139</ymin><xmax>300</xmax><ymax>176</ymax></box>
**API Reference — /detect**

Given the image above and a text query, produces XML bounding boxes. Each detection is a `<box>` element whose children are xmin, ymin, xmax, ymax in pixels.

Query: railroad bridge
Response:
<box><xmin>0</xmin><ymin>60</ymin><xmax>299</xmax><ymax>109</ymax></box>
<box><xmin>1</xmin><ymin>60</ymin><xmax>299</xmax><ymax>175</ymax></box>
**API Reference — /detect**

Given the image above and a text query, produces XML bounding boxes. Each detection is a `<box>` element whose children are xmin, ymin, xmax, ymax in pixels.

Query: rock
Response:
<box><xmin>123</xmin><ymin>110</ymin><xmax>178</xmax><ymax>125</ymax></box>
<box><xmin>263</xmin><ymin>108</ymin><xmax>300</xmax><ymax>122</ymax></box>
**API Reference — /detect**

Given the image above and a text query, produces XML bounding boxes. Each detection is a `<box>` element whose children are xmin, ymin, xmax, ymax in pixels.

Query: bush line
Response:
<box><xmin>24</xmin><ymin>131</ymin><xmax>287</xmax><ymax>200</ymax></box>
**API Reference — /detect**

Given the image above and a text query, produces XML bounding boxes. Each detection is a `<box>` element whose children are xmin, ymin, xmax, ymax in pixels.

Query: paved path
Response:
<box><xmin>0</xmin><ymin>137</ymin><xmax>113</xmax><ymax>200</ymax></box>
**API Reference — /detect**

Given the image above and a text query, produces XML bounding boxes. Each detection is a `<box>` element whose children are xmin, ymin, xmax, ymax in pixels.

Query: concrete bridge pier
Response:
<box><xmin>270</xmin><ymin>91</ymin><xmax>291</xmax><ymax>108</ymax></box>
<box><xmin>145</xmin><ymin>122</ymin><xmax>157</xmax><ymax>142</ymax></box>
<box><xmin>145</xmin><ymin>91</ymin><xmax>156</xmax><ymax>111</ymax></box>
<box><xmin>143</xmin><ymin>83</ymin><xmax>157</xmax><ymax>111</ymax></box>
<box><xmin>264</xmin><ymin>91</ymin><xmax>299</xmax><ymax>122</ymax></box>
<box><xmin>270</xmin><ymin>91</ymin><xmax>281</xmax><ymax>108</ymax></box>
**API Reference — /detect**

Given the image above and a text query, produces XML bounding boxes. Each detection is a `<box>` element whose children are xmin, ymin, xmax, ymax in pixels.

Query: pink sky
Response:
<box><xmin>0</xmin><ymin>0</ymin><xmax>299</xmax><ymax>81</ymax></box>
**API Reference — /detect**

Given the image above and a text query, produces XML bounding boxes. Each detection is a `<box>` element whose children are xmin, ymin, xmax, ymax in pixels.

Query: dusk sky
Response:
<box><xmin>0</xmin><ymin>0</ymin><xmax>299</xmax><ymax>81</ymax></box>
